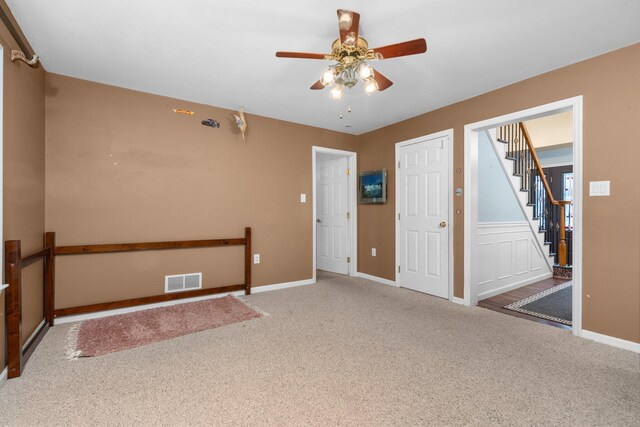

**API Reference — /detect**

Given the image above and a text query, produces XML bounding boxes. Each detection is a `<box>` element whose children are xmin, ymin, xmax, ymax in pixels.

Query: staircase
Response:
<box><xmin>493</xmin><ymin>123</ymin><xmax>572</xmax><ymax>278</ymax></box>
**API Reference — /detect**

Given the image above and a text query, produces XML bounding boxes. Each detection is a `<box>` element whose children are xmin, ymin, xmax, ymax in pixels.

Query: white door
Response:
<box><xmin>398</xmin><ymin>137</ymin><xmax>450</xmax><ymax>298</ymax></box>
<box><xmin>317</xmin><ymin>157</ymin><xmax>350</xmax><ymax>274</ymax></box>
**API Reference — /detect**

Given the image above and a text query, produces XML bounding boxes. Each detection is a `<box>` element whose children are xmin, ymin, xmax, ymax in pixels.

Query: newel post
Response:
<box><xmin>5</xmin><ymin>240</ymin><xmax>23</xmax><ymax>379</ymax></box>
<box><xmin>558</xmin><ymin>204</ymin><xmax>567</xmax><ymax>267</ymax></box>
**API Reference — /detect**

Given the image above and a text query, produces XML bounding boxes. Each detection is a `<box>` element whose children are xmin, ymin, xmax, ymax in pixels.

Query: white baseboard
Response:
<box><xmin>478</xmin><ymin>272</ymin><xmax>553</xmax><ymax>301</ymax></box>
<box><xmin>450</xmin><ymin>296</ymin><xmax>465</xmax><ymax>305</ymax></box>
<box><xmin>356</xmin><ymin>272</ymin><xmax>396</xmax><ymax>287</ymax></box>
<box><xmin>0</xmin><ymin>366</ymin><xmax>7</xmax><ymax>389</ymax></box>
<box><xmin>580</xmin><ymin>330</ymin><xmax>640</xmax><ymax>353</ymax></box>
<box><xmin>56</xmin><ymin>279</ymin><xmax>316</xmax><ymax>324</ymax></box>
<box><xmin>250</xmin><ymin>278</ymin><xmax>315</xmax><ymax>294</ymax></box>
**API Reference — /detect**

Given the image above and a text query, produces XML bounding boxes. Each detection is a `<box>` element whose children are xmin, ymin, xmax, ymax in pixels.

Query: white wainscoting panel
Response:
<box><xmin>476</xmin><ymin>222</ymin><xmax>552</xmax><ymax>300</ymax></box>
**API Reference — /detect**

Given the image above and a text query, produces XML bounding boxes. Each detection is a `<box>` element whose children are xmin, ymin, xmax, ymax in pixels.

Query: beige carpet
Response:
<box><xmin>0</xmin><ymin>271</ymin><xmax>638</xmax><ymax>426</ymax></box>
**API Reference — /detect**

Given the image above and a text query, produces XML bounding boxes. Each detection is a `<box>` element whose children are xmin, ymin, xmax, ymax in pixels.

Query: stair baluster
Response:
<box><xmin>496</xmin><ymin>122</ymin><xmax>571</xmax><ymax>268</ymax></box>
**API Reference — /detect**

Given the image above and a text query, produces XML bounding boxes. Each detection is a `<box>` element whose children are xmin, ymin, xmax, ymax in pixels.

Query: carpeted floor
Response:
<box><xmin>0</xmin><ymin>272</ymin><xmax>638</xmax><ymax>426</ymax></box>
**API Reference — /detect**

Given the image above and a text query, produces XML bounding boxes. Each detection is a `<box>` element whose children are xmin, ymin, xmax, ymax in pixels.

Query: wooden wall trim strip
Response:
<box><xmin>20</xmin><ymin>247</ymin><xmax>50</xmax><ymax>267</ymax></box>
<box><xmin>6</xmin><ymin>228</ymin><xmax>251</xmax><ymax>379</ymax></box>
<box><xmin>21</xmin><ymin>323</ymin><xmax>50</xmax><ymax>365</ymax></box>
<box><xmin>55</xmin><ymin>237</ymin><xmax>246</xmax><ymax>255</ymax></box>
<box><xmin>54</xmin><ymin>284</ymin><xmax>246</xmax><ymax>317</ymax></box>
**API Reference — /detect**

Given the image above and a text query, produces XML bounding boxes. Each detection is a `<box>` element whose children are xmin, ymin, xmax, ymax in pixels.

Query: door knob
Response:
<box><xmin>439</xmin><ymin>221</ymin><xmax>447</xmax><ymax>228</ymax></box>
<box><xmin>317</xmin><ymin>219</ymin><xmax>322</xmax><ymax>223</ymax></box>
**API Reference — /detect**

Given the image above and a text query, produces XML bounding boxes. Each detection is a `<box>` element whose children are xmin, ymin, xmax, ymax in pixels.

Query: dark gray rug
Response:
<box><xmin>504</xmin><ymin>282</ymin><xmax>572</xmax><ymax>325</ymax></box>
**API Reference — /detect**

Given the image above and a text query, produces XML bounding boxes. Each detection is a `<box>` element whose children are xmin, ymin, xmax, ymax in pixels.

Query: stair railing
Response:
<box><xmin>497</xmin><ymin>122</ymin><xmax>571</xmax><ymax>267</ymax></box>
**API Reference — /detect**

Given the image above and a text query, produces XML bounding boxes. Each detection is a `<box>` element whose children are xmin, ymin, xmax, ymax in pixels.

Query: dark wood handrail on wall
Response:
<box><xmin>4</xmin><ymin>232</ymin><xmax>55</xmax><ymax>379</ymax></box>
<box><xmin>53</xmin><ymin>227</ymin><xmax>253</xmax><ymax>316</ymax></box>
<box><xmin>497</xmin><ymin>123</ymin><xmax>571</xmax><ymax>267</ymax></box>
<box><xmin>4</xmin><ymin>227</ymin><xmax>252</xmax><ymax>379</ymax></box>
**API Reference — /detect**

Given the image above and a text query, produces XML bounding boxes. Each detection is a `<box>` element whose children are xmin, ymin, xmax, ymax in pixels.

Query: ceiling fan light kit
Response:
<box><xmin>276</xmin><ymin>9</ymin><xmax>427</xmax><ymax>100</ymax></box>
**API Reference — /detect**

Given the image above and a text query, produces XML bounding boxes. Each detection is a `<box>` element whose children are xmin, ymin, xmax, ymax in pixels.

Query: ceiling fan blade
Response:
<box><xmin>371</xmin><ymin>38</ymin><xmax>427</xmax><ymax>59</ymax></box>
<box><xmin>310</xmin><ymin>80</ymin><xmax>325</xmax><ymax>90</ymax></box>
<box><xmin>337</xmin><ymin>9</ymin><xmax>360</xmax><ymax>47</ymax></box>
<box><xmin>275</xmin><ymin>51</ymin><xmax>329</xmax><ymax>60</ymax></box>
<box><xmin>372</xmin><ymin>69</ymin><xmax>393</xmax><ymax>91</ymax></box>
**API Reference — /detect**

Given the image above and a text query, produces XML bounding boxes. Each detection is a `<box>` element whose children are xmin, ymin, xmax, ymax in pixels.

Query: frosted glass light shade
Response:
<box><xmin>330</xmin><ymin>82</ymin><xmax>344</xmax><ymax>100</ymax></box>
<box><xmin>357</xmin><ymin>62</ymin><xmax>373</xmax><ymax>80</ymax></box>
<box><xmin>321</xmin><ymin>67</ymin><xmax>337</xmax><ymax>86</ymax></box>
<box><xmin>363</xmin><ymin>78</ymin><xmax>378</xmax><ymax>94</ymax></box>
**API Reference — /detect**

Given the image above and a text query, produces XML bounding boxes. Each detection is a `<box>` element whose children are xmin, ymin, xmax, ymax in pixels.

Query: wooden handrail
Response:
<box><xmin>55</xmin><ymin>237</ymin><xmax>246</xmax><ymax>255</ymax></box>
<box><xmin>21</xmin><ymin>247</ymin><xmax>52</xmax><ymax>267</ymax></box>
<box><xmin>53</xmin><ymin>227</ymin><xmax>253</xmax><ymax>314</ymax></box>
<box><xmin>4</xmin><ymin>234</ymin><xmax>55</xmax><ymax>379</ymax></box>
<box><xmin>54</xmin><ymin>284</ymin><xmax>246</xmax><ymax>317</ymax></box>
<box><xmin>5</xmin><ymin>228</ymin><xmax>252</xmax><ymax>379</ymax></box>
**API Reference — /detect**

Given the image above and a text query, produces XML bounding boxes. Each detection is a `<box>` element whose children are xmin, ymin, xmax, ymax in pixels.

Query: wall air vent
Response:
<box><xmin>164</xmin><ymin>273</ymin><xmax>202</xmax><ymax>293</ymax></box>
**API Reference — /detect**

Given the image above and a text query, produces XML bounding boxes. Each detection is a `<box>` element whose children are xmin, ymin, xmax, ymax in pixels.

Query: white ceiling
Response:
<box><xmin>526</xmin><ymin>112</ymin><xmax>573</xmax><ymax>148</ymax></box>
<box><xmin>7</xmin><ymin>0</ymin><xmax>640</xmax><ymax>135</ymax></box>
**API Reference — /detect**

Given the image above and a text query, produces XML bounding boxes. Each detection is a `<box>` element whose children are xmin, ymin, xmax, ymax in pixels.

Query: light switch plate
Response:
<box><xmin>253</xmin><ymin>254</ymin><xmax>260</xmax><ymax>264</ymax></box>
<box><xmin>371</xmin><ymin>248</ymin><xmax>377</xmax><ymax>256</ymax></box>
<box><xmin>300</xmin><ymin>193</ymin><xmax>306</xmax><ymax>203</ymax></box>
<box><xmin>589</xmin><ymin>181</ymin><xmax>610</xmax><ymax>196</ymax></box>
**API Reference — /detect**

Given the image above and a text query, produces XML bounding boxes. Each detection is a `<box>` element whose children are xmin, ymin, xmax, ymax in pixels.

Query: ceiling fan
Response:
<box><xmin>275</xmin><ymin>9</ymin><xmax>427</xmax><ymax>99</ymax></box>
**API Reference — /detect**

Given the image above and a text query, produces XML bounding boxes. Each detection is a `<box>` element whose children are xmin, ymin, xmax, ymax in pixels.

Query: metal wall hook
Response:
<box><xmin>11</xmin><ymin>50</ymin><xmax>40</xmax><ymax>68</ymax></box>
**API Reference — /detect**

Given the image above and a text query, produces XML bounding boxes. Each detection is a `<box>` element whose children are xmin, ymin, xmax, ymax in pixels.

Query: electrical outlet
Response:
<box><xmin>371</xmin><ymin>248</ymin><xmax>377</xmax><ymax>256</ymax></box>
<box><xmin>253</xmin><ymin>254</ymin><xmax>260</xmax><ymax>264</ymax></box>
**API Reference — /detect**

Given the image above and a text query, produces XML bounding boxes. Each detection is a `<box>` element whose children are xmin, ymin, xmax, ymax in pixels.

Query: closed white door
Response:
<box><xmin>398</xmin><ymin>137</ymin><xmax>450</xmax><ymax>298</ymax></box>
<box><xmin>317</xmin><ymin>157</ymin><xmax>349</xmax><ymax>274</ymax></box>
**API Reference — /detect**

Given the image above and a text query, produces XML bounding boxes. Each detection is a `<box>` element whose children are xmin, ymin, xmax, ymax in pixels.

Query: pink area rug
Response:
<box><xmin>67</xmin><ymin>295</ymin><xmax>265</xmax><ymax>358</ymax></box>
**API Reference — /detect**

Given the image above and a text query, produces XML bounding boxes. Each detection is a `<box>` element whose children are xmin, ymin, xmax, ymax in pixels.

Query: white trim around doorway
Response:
<box><xmin>0</xmin><ymin>45</ymin><xmax>5</xmax><ymax>295</ymax></box>
<box><xmin>463</xmin><ymin>96</ymin><xmax>583</xmax><ymax>336</ymax></box>
<box><xmin>395</xmin><ymin>129</ymin><xmax>455</xmax><ymax>301</ymax></box>
<box><xmin>312</xmin><ymin>146</ymin><xmax>358</xmax><ymax>281</ymax></box>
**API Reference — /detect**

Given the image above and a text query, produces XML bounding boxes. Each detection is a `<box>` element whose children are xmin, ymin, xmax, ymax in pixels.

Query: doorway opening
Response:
<box><xmin>312</xmin><ymin>147</ymin><xmax>357</xmax><ymax>280</ymax></box>
<box><xmin>475</xmin><ymin>111</ymin><xmax>574</xmax><ymax>329</ymax></box>
<box><xmin>464</xmin><ymin>96</ymin><xmax>583</xmax><ymax>335</ymax></box>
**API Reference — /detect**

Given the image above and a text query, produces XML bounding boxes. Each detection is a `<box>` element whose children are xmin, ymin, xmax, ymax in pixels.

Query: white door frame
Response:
<box><xmin>312</xmin><ymin>146</ymin><xmax>358</xmax><ymax>281</ymax></box>
<box><xmin>395</xmin><ymin>129</ymin><xmax>455</xmax><ymax>301</ymax></box>
<box><xmin>0</xmin><ymin>45</ymin><xmax>6</xmax><ymax>294</ymax></box>
<box><xmin>464</xmin><ymin>96</ymin><xmax>583</xmax><ymax>336</ymax></box>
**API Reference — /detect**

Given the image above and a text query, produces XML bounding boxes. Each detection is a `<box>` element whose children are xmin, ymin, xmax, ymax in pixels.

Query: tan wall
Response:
<box><xmin>0</xmin><ymin>1</ymin><xmax>46</xmax><ymax>370</ymax></box>
<box><xmin>357</xmin><ymin>43</ymin><xmax>640</xmax><ymax>343</ymax></box>
<box><xmin>45</xmin><ymin>74</ymin><xmax>357</xmax><ymax>309</ymax></box>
